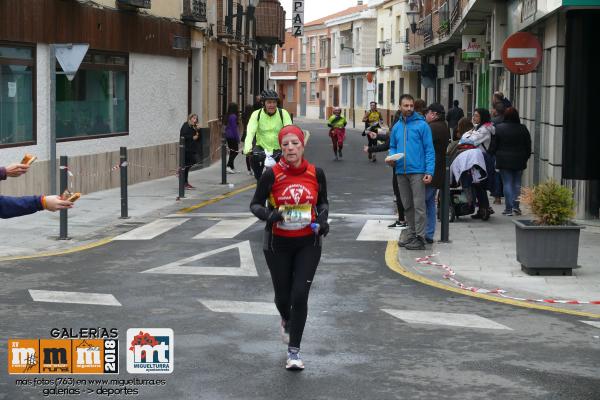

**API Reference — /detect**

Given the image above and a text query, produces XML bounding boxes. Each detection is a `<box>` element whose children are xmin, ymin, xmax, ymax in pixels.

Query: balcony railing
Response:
<box><xmin>270</xmin><ymin>63</ymin><xmax>298</xmax><ymax>72</ymax></box>
<box><xmin>423</xmin><ymin>14</ymin><xmax>433</xmax><ymax>44</ymax></box>
<box><xmin>339</xmin><ymin>50</ymin><xmax>354</xmax><ymax>66</ymax></box>
<box><xmin>181</xmin><ymin>0</ymin><xmax>207</xmax><ymax>23</ymax></box>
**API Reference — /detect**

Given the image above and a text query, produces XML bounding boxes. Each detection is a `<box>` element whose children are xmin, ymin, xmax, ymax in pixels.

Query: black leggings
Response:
<box><xmin>226</xmin><ymin>139</ymin><xmax>238</xmax><ymax>169</ymax></box>
<box><xmin>264</xmin><ymin>236</ymin><xmax>321</xmax><ymax>349</ymax></box>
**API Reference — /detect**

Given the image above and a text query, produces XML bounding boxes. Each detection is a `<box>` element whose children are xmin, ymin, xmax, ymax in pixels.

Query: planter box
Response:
<box><xmin>513</xmin><ymin>219</ymin><xmax>584</xmax><ymax>275</ymax></box>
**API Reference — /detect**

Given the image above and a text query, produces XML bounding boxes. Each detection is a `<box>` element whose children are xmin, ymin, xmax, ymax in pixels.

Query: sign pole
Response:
<box><xmin>49</xmin><ymin>45</ymin><xmax>57</xmax><ymax>194</ymax></box>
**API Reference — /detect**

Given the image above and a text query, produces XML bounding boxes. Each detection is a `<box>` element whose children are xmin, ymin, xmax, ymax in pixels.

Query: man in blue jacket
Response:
<box><xmin>387</xmin><ymin>94</ymin><xmax>435</xmax><ymax>250</ymax></box>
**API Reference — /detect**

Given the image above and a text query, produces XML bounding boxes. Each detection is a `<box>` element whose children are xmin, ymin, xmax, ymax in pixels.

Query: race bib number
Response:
<box><xmin>277</xmin><ymin>204</ymin><xmax>312</xmax><ymax>230</ymax></box>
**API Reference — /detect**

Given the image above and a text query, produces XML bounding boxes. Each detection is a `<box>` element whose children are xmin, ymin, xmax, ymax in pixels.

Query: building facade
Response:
<box><xmin>0</xmin><ymin>0</ymin><xmax>284</xmax><ymax>196</ymax></box>
<box><xmin>406</xmin><ymin>0</ymin><xmax>600</xmax><ymax>220</ymax></box>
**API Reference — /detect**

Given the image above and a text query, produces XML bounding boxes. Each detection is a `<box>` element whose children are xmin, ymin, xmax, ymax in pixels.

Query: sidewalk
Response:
<box><xmin>0</xmin><ymin>162</ymin><xmax>256</xmax><ymax>259</ymax></box>
<box><xmin>397</xmin><ymin>203</ymin><xmax>600</xmax><ymax>317</ymax></box>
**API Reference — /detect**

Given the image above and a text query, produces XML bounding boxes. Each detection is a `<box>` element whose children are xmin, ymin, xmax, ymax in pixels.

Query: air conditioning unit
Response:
<box><xmin>457</xmin><ymin>70</ymin><xmax>472</xmax><ymax>83</ymax></box>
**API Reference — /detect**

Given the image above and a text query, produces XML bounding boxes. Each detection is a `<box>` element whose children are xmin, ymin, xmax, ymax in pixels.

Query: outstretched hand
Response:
<box><xmin>44</xmin><ymin>195</ymin><xmax>74</xmax><ymax>212</ymax></box>
<box><xmin>5</xmin><ymin>163</ymin><xmax>29</xmax><ymax>177</ymax></box>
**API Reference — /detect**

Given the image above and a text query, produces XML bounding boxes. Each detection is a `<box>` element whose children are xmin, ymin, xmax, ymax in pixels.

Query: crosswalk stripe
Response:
<box><xmin>193</xmin><ymin>217</ymin><xmax>258</xmax><ymax>239</ymax></box>
<box><xmin>198</xmin><ymin>299</ymin><xmax>278</xmax><ymax>315</ymax></box>
<box><xmin>113</xmin><ymin>218</ymin><xmax>190</xmax><ymax>240</ymax></box>
<box><xmin>381</xmin><ymin>309</ymin><xmax>513</xmax><ymax>330</ymax></box>
<box><xmin>141</xmin><ymin>240</ymin><xmax>258</xmax><ymax>276</ymax></box>
<box><xmin>29</xmin><ymin>290</ymin><xmax>121</xmax><ymax>306</ymax></box>
<box><xmin>356</xmin><ymin>220</ymin><xmax>403</xmax><ymax>241</ymax></box>
<box><xmin>581</xmin><ymin>320</ymin><xmax>600</xmax><ymax>329</ymax></box>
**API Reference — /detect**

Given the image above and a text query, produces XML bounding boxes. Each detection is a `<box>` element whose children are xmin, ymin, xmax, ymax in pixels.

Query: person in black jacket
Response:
<box><xmin>490</xmin><ymin>107</ymin><xmax>531</xmax><ymax>216</ymax></box>
<box><xmin>179</xmin><ymin>114</ymin><xmax>200</xmax><ymax>189</ymax></box>
<box><xmin>424</xmin><ymin>103</ymin><xmax>451</xmax><ymax>243</ymax></box>
<box><xmin>446</xmin><ymin>100</ymin><xmax>464</xmax><ymax>137</ymax></box>
<box><xmin>363</xmin><ymin>126</ymin><xmax>406</xmax><ymax>228</ymax></box>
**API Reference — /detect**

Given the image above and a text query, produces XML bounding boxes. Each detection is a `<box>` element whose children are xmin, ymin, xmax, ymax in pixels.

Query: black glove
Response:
<box><xmin>267</xmin><ymin>209</ymin><xmax>284</xmax><ymax>224</ymax></box>
<box><xmin>318</xmin><ymin>221</ymin><xmax>329</xmax><ymax>237</ymax></box>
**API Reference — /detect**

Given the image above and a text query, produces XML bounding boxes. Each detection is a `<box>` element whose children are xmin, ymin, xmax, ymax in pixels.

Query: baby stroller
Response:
<box><xmin>445</xmin><ymin>146</ymin><xmax>488</xmax><ymax>222</ymax></box>
<box><xmin>448</xmin><ymin>187</ymin><xmax>475</xmax><ymax>222</ymax></box>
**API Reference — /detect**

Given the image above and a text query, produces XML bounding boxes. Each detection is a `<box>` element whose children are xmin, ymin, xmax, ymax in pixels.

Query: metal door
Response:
<box><xmin>300</xmin><ymin>83</ymin><xmax>307</xmax><ymax>116</ymax></box>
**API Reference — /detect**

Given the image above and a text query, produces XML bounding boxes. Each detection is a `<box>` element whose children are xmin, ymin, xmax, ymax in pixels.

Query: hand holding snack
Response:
<box><xmin>21</xmin><ymin>153</ymin><xmax>37</xmax><ymax>166</ymax></box>
<box><xmin>44</xmin><ymin>195</ymin><xmax>74</xmax><ymax>211</ymax></box>
<box><xmin>5</xmin><ymin>163</ymin><xmax>30</xmax><ymax>177</ymax></box>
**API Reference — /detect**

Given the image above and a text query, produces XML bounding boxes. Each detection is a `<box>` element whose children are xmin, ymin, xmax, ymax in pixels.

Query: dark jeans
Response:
<box><xmin>500</xmin><ymin>169</ymin><xmax>522</xmax><ymax>211</ymax></box>
<box><xmin>392</xmin><ymin>172</ymin><xmax>405</xmax><ymax>221</ymax></box>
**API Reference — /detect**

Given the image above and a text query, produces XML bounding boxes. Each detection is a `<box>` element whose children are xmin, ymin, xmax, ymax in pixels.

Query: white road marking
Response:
<box><xmin>356</xmin><ymin>219</ymin><xmax>404</xmax><ymax>241</ymax></box>
<box><xmin>29</xmin><ymin>290</ymin><xmax>121</xmax><ymax>306</ymax></box>
<box><xmin>381</xmin><ymin>309</ymin><xmax>513</xmax><ymax>330</ymax></box>
<box><xmin>193</xmin><ymin>217</ymin><xmax>258</xmax><ymax>239</ymax></box>
<box><xmin>198</xmin><ymin>300</ymin><xmax>278</xmax><ymax>315</ymax></box>
<box><xmin>113</xmin><ymin>218</ymin><xmax>190</xmax><ymax>240</ymax></box>
<box><xmin>141</xmin><ymin>241</ymin><xmax>257</xmax><ymax>276</ymax></box>
<box><xmin>581</xmin><ymin>321</ymin><xmax>600</xmax><ymax>329</ymax></box>
<box><xmin>167</xmin><ymin>212</ymin><xmax>397</xmax><ymax>220</ymax></box>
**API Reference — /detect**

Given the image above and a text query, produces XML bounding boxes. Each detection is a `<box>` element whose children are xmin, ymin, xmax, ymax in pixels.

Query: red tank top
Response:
<box><xmin>269</xmin><ymin>161</ymin><xmax>319</xmax><ymax>237</ymax></box>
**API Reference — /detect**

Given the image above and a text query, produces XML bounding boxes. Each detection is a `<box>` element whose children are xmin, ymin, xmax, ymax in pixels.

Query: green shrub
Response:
<box><xmin>521</xmin><ymin>180</ymin><xmax>575</xmax><ymax>225</ymax></box>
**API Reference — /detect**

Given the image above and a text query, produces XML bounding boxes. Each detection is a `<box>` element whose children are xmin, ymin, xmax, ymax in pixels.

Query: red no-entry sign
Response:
<box><xmin>501</xmin><ymin>32</ymin><xmax>542</xmax><ymax>75</ymax></box>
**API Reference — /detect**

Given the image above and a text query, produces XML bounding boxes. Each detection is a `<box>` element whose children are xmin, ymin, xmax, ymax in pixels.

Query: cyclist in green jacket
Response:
<box><xmin>244</xmin><ymin>90</ymin><xmax>292</xmax><ymax>180</ymax></box>
<box><xmin>327</xmin><ymin>107</ymin><xmax>347</xmax><ymax>161</ymax></box>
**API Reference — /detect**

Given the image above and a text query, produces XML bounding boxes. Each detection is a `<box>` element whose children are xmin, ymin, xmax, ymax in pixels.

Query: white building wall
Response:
<box><xmin>0</xmin><ymin>48</ymin><xmax>188</xmax><ymax>166</ymax></box>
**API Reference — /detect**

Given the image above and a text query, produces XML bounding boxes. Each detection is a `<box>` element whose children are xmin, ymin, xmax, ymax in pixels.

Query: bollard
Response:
<box><xmin>221</xmin><ymin>136</ymin><xmax>227</xmax><ymax>185</ymax></box>
<box><xmin>179</xmin><ymin>136</ymin><xmax>185</xmax><ymax>199</ymax></box>
<box><xmin>119</xmin><ymin>147</ymin><xmax>129</xmax><ymax>219</ymax></box>
<box><xmin>59</xmin><ymin>155</ymin><xmax>69</xmax><ymax>240</ymax></box>
<box><xmin>440</xmin><ymin>154</ymin><xmax>451</xmax><ymax>243</ymax></box>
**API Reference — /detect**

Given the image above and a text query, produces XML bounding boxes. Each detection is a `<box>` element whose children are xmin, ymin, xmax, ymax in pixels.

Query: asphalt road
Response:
<box><xmin>1</xmin><ymin>120</ymin><xmax>599</xmax><ymax>400</ymax></box>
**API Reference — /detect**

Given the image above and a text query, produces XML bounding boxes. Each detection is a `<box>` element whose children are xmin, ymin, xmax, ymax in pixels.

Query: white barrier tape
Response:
<box><xmin>415</xmin><ymin>254</ymin><xmax>600</xmax><ymax>305</ymax></box>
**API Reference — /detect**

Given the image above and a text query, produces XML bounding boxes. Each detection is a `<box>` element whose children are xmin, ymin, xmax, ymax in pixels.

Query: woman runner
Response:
<box><xmin>250</xmin><ymin>125</ymin><xmax>329</xmax><ymax>371</ymax></box>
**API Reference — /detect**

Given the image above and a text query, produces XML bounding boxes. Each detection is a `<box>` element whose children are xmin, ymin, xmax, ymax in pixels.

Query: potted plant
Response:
<box><xmin>513</xmin><ymin>180</ymin><xmax>584</xmax><ymax>275</ymax></box>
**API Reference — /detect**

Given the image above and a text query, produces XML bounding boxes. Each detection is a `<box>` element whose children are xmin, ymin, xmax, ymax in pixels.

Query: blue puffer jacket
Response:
<box><xmin>389</xmin><ymin>111</ymin><xmax>435</xmax><ymax>175</ymax></box>
<box><xmin>0</xmin><ymin>195</ymin><xmax>43</xmax><ymax>219</ymax></box>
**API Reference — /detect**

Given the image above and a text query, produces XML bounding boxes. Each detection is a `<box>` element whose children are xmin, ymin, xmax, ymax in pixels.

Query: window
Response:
<box><xmin>300</xmin><ymin>41</ymin><xmax>307</xmax><ymax>69</ymax></box>
<box><xmin>378</xmin><ymin>83</ymin><xmax>384</xmax><ymax>105</ymax></box>
<box><xmin>287</xmin><ymin>84</ymin><xmax>294</xmax><ymax>101</ymax></box>
<box><xmin>396</xmin><ymin>16</ymin><xmax>402</xmax><ymax>43</ymax></box>
<box><xmin>56</xmin><ymin>51</ymin><xmax>128</xmax><ymax>140</ymax></box>
<box><xmin>356</xmin><ymin>77</ymin><xmax>363</xmax><ymax>107</ymax></box>
<box><xmin>0</xmin><ymin>43</ymin><xmax>35</xmax><ymax>147</ymax></box>
<box><xmin>399</xmin><ymin>77</ymin><xmax>405</xmax><ymax>96</ymax></box>
<box><xmin>342</xmin><ymin>78</ymin><xmax>348</xmax><ymax>105</ymax></box>
<box><xmin>331</xmin><ymin>34</ymin><xmax>336</xmax><ymax>58</ymax></box>
<box><xmin>309</xmin><ymin>82</ymin><xmax>316</xmax><ymax>101</ymax></box>
<box><xmin>319</xmin><ymin>38</ymin><xmax>329</xmax><ymax>68</ymax></box>
<box><xmin>355</xmin><ymin>28</ymin><xmax>361</xmax><ymax>55</ymax></box>
<box><xmin>310</xmin><ymin>37</ymin><xmax>316</xmax><ymax>67</ymax></box>
<box><xmin>390</xmin><ymin>80</ymin><xmax>395</xmax><ymax>104</ymax></box>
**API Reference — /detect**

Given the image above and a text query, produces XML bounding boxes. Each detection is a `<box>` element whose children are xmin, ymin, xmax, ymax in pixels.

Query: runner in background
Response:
<box><xmin>327</xmin><ymin>107</ymin><xmax>347</xmax><ymax>161</ymax></box>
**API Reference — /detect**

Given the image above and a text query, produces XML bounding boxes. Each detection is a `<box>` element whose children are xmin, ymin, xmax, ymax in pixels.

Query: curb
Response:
<box><xmin>385</xmin><ymin>241</ymin><xmax>600</xmax><ymax>319</ymax></box>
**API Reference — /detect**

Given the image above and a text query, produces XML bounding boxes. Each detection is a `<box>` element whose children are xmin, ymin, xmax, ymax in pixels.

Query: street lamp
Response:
<box><xmin>406</xmin><ymin>2</ymin><xmax>419</xmax><ymax>34</ymax></box>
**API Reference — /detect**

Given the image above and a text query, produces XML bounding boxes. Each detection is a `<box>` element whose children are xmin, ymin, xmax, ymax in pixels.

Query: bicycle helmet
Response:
<box><xmin>261</xmin><ymin>89</ymin><xmax>279</xmax><ymax>101</ymax></box>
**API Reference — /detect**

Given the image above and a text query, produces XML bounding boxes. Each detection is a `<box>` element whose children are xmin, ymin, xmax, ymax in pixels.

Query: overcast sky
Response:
<box><xmin>281</xmin><ymin>0</ymin><xmax>369</xmax><ymax>27</ymax></box>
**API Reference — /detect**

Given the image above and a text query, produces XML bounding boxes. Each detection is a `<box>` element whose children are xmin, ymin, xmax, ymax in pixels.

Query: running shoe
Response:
<box><xmin>280</xmin><ymin>320</ymin><xmax>290</xmax><ymax>345</ymax></box>
<box><xmin>338</xmin><ymin>150</ymin><xmax>343</xmax><ymax>158</ymax></box>
<box><xmin>387</xmin><ymin>220</ymin><xmax>407</xmax><ymax>229</ymax></box>
<box><xmin>226</xmin><ymin>167</ymin><xmax>236</xmax><ymax>174</ymax></box>
<box><xmin>286</xmin><ymin>349</ymin><xmax>304</xmax><ymax>371</ymax></box>
<box><xmin>502</xmin><ymin>209</ymin><xmax>513</xmax><ymax>216</ymax></box>
<box><xmin>513</xmin><ymin>208</ymin><xmax>522</xmax><ymax>216</ymax></box>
